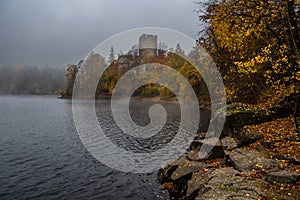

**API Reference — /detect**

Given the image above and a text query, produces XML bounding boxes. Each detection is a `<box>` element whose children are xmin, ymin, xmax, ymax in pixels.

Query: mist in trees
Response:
<box><xmin>61</xmin><ymin>42</ymin><xmax>211</xmax><ymax>102</ymax></box>
<box><xmin>0</xmin><ymin>65</ymin><xmax>66</xmax><ymax>95</ymax></box>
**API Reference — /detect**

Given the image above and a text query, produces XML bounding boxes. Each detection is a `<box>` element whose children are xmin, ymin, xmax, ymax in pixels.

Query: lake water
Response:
<box><xmin>0</xmin><ymin>96</ymin><xmax>209</xmax><ymax>199</ymax></box>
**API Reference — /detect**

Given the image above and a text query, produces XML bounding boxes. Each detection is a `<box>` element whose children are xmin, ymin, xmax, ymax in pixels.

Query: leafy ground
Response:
<box><xmin>244</xmin><ymin>115</ymin><xmax>300</xmax><ymax>199</ymax></box>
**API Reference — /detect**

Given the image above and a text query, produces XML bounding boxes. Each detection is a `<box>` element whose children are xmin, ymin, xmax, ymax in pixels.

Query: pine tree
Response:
<box><xmin>108</xmin><ymin>46</ymin><xmax>115</xmax><ymax>64</ymax></box>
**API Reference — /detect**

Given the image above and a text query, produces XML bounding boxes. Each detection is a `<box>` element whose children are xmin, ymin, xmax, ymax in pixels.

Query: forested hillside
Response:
<box><xmin>0</xmin><ymin>65</ymin><xmax>66</xmax><ymax>94</ymax></box>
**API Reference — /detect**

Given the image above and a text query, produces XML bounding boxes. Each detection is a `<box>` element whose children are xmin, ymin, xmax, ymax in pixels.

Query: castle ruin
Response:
<box><xmin>138</xmin><ymin>34</ymin><xmax>158</xmax><ymax>58</ymax></box>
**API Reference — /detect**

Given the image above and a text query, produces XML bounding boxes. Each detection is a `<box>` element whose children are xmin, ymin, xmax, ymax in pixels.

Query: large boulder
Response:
<box><xmin>159</xmin><ymin>159</ymin><xmax>213</xmax><ymax>199</ymax></box>
<box><xmin>192</xmin><ymin>168</ymin><xmax>267</xmax><ymax>200</ymax></box>
<box><xmin>210</xmin><ymin>104</ymin><xmax>292</xmax><ymax>138</ymax></box>
<box><xmin>221</xmin><ymin>136</ymin><xmax>238</xmax><ymax>150</ymax></box>
<box><xmin>186</xmin><ymin>170</ymin><xmax>213</xmax><ymax>198</ymax></box>
<box><xmin>187</xmin><ymin>137</ymin><xmax>225</xmax><ymax>161</ymax></box>
<box><xmin>265</xmin><ymin>170</ymin><xmax>300</xmax><ymax>184</ymax></box>
<box><xmin>232</xmin><ymin>129</ymin><xmax>263</xmax><ymax>147</ymax></box>
<box><xmin>170</xmin><ymin>162</ymin><xmax>210</xmax><ymax>182</ymax></box>
<box><xmin>226</xmin><ymin>148</ymin><xmax>280</xmax><ymax>174</ymax></box>
<box><xmin>158</xmin><ymin>164</ymin><xmax>178</xmax><ymax>183</ymax></box>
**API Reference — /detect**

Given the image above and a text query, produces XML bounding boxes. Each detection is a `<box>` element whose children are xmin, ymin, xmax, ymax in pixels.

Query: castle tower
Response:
<box><xmin>139</xmin><ymin>34</ymin><xmax>158</xmax><ymax>58</ymax></box>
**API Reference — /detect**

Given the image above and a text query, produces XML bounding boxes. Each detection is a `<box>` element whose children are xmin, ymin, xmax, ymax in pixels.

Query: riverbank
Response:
<box><xmin>131</xmin><ymin>96</ymin><xmax>178</xmax><ymax>103</ymax></box>
<box><xmin>60</xmin><ymin>95</ymin><xmax>178</xmax><ymax>103</ymax></box>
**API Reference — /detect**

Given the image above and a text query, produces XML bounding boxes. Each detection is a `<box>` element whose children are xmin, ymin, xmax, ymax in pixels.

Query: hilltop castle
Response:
<box><xmin>138</xmin><ymin>34</ymin><xmax>158</xmax><ymax>57</ymax></box>
<box><xmin>117</xmin><ymin>34</ymin><xmax>159</xmax><ymax>73</ymax></box>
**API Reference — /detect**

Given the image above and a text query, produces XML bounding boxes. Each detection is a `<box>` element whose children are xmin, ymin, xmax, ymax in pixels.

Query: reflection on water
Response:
<box><xmin>0</xmin><ymin>96</ymin><xmax>170</xmax><ymax>199</ymax></box>
<box><xmin>97</xmin><ymin>99</ymin><xmax>182</xmax><ymax>153</ymax></box>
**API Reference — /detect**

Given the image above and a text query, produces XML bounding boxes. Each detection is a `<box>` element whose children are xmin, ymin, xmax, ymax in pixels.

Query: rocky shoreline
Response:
<box><xmin>158</xmin><ymin>104</ymin><xmax>300</xmax><ymax>200</ymax></box>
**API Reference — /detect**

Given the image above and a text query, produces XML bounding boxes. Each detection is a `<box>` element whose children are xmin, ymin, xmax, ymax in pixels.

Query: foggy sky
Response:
<box><xmin>0</xmin><ymin>0</ymin><xmax>201</xmax><ymax>67</ymax></box>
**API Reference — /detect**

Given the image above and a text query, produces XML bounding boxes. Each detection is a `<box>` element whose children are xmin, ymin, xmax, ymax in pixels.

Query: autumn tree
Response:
<box><xmin>179</xmin><ymin>61</ymin><xmax>204</xmax><ymax>98</ymax></box>
<box><xmin>65</xmin><ymin>64</ymin><xmax>79</xmax><ymax>97</ymax></box>
<box><xmin>198</xmin><ymin>0</ymin><xmax>300</xmax><ymax>137</ymax></box>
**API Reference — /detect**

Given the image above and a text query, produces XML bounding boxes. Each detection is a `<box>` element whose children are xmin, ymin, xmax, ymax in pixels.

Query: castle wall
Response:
<box><xmin>139</xmin><ymin>34</ymin><xmax>158</xmax><ymax>57</ymax></box>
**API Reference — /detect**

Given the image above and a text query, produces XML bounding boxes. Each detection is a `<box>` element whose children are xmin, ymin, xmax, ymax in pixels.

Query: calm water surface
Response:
<box><xmin>0</xmin><ymin>96</ymin><xmax>179</xmax><ymax>200</ymax></box>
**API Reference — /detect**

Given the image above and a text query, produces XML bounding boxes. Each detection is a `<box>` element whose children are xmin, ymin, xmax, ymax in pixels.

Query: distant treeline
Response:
<box><xmin>0</xmin><ymin>65</ymin><xmax>66</xmax><ymax>95</ymax></box>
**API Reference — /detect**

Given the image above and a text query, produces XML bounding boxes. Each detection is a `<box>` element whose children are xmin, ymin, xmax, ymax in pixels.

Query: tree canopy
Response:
<box><xmin>198</xmin><ymin>0</ymin><xmax>300</xmax><ymax>103</ymax></box>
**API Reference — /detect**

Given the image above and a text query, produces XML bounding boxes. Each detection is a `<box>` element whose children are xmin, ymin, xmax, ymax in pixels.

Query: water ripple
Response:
<box><xmin>0</xmin><ymin>96</ymin><xmax>174</xmax><ymax>200</ymax></box>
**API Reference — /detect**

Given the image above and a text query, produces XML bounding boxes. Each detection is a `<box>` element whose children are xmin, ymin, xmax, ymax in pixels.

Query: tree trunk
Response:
<box><xmin>287</xmin><ymin>0</ymin><xmax>300</xmax><ymax>54</ymax></box>
<box><xmin>294</xmin><ymin>95</ymin><xmax>300</xmax><ymax>140</ymax></box>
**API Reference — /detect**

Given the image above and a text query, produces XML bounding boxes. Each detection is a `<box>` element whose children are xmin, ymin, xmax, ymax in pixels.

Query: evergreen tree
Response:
<box><xmin>109</xmin><ymin>46</ymin><xmax>116</xmax><ymax>64</ymax></box>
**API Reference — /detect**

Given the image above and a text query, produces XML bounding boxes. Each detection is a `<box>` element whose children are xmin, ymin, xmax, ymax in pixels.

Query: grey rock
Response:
<box><xmin>189</xmin><ymin>140</ymin><xmax>203</xmax><ymax>151</ymax></box>
<box><xmin>197</xmin><ymin>182</ymin><xmax>266</xmax><ymax>199</ymax></box>
<box><xmin>233</xmin><ymin>129</ymin><xmax>263</xmax><ymax>147</ymax></box>
<box><xmin>187</xmin><ymin>137</ymin><xmax>225</xmax><ymax>161</ymax></box>
<box><xmin>227</xmin><ymin>149</ymin><xmax>279</xmax><ymax>173</ymax></box>
<box><xmin>188</xmin><ymin>168</ymin><xmax>247</xmax><ymax>199</ymax></box>
<box><xmin>229</xmin><ymin>180</ymin><xmax>265</xmax><ymax>197</ymax></box>
<box><xmin>158</xmin><ymin>164</ymin><xmax>178</xmax><ymax>183</ymax></box>
<box><xmin>265</xmin><ymin>170</ymin><xmax>300</xmax><ymax>184</ymax></box>
<box><xmin>171</xmin><ymin>162</ymin><xmax>209</xmax><ymax>182</ymax></box>
<box><xmin>207</xmin><ymin>167</ymin><xmax>243</xmax><ymax>185</ymax></box>
<box><xmin>168</xmin><ymin>156</ymin><xmax>189</xmax><ymax>166</ymax></box>
<box><xmin>194</xmin><ymin>168</ymin><xmax>266</xmax><ymax>200</ymax></box>
<box><xmin>221</xmin><ymin>137</ymin><xmax>238</xmax><ymax>150</ymax></box>
<box><xmin>186</xmin><ymin>170</ymin><xmax>213</xmax><ymax>197</ymax></box>
<box><xmin>195</xmin><ymin>187</ymin><xmax>237</xmax><ymax>200</ymax></box>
